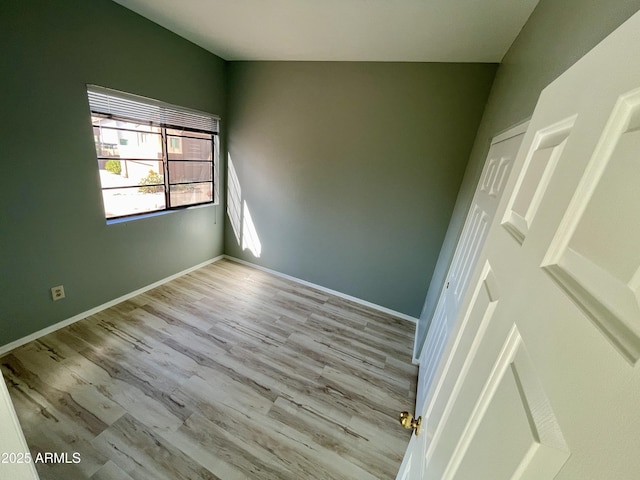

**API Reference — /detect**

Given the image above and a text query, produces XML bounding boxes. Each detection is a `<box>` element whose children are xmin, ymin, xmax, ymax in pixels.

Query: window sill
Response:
<box><xmin>106</xmin><ymin>203</ymin><xmax>217</xmax><ymax>225</ymax></box>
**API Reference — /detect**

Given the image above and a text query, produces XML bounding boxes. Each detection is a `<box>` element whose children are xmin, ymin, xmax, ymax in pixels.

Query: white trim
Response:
<box><xmin>491</xmin><ymin>119</ymin><xmax>530</xmax><ymax>145</ymax></box>
<box><xmin>224</xmin><ymin>255</ymin><xmax>419</xmax><ymax>325</ymax></box>
<box><xmin>412</xmin><ymin>329</ymin><xmax>421</xmax><ymax>365</ymax></box>
<box><xmin>1</xmin><ymin>253</ymin><xmax>418</xmax><ymax>357</ymax></box>
<box><xmin>0</xmin><ymin>255</ymin><xmax>225</xmax><ymax>357</ymax></box>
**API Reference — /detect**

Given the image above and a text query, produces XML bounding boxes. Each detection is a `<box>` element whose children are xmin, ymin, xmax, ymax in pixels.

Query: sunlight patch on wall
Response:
<box><xmin>227</xmin><ymin>155</ymin><xmax>242</xmax><ymax>245</ymax></box>
<box><xmin>242</xmin><ymin>201</ymin><xmax>262</xmax><ymax>257</ymax></box>
<box><xmin>227</xmin><ymin>154</ymin><xmax>262</xmax><ymax>258</ymax></box>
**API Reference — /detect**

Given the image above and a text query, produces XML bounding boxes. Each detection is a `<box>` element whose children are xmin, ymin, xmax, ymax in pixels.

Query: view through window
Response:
<box><xmin>87</xmin><ymin>86</ymin><xmax>219</xmax><ymax>220</ymax></box>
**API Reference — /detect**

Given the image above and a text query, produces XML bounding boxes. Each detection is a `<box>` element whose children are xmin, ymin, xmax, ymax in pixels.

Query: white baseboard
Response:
<box><xmin>0</xmin><ymin>255</ymin><xmax>225</xmax><ymax>357</ymax></box>
<box><xmin>1</xmin><ymin>254</ymin><xmax>419</xmax><ymax>358</ymax></box>
<box><xmin>224</xmin><ymin>255</ymin><xmax>418</xmax><ymax>325</ymax></box>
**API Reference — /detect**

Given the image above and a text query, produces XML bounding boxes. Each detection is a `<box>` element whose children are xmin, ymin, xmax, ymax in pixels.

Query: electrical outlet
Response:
<box><xmin>51</xmin><ymin>285</ymin><xmax>65</xmax><ymax>301</ymax></box>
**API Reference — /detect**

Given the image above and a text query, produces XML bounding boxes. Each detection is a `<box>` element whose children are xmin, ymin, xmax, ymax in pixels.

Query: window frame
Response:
<box><xmin>87</xmin><ymin>85</ymin><xmax>220</xmax><ymax>221</ymax></box>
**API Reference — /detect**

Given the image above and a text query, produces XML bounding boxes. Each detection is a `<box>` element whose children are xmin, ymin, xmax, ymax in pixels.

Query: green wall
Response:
<box><xmin>6</xmin><ymin>0</ymin><xmax>639</xmax><ymax>355</ymax></box>
<box><xmin>0</xmin><ymin>0</ymin><xmax>226</xmax><ymax>346</ymax></box>
<box><xmin>416</xmin><ymin>0</ymin><xmax>640</xmax><ymax>354</ymax></box>
<box><xmin>225</xmin><ymin>62</ymin><xmax>496</xmax><ymax>316</ymax></box>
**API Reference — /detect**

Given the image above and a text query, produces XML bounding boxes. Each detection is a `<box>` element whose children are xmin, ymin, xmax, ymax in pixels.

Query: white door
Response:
<box><xmin>416</xmin><ymin>124</ymin><xmax>527</xmax><ymax>410</ymax></box>
<box><xmin>0</xmin><ymin>376</ymin><xmax>39</xmax><ymax>479</ymax></box>
<box><xmin>398</xmin><ymin>9</ymin><xmax>640</xmax><ymax>480</ymax></box>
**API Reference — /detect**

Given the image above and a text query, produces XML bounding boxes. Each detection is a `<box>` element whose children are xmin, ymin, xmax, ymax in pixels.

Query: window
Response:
<box><xmin>86</xmin><ymin>85</ymin><xmax>219</xmax><ymax>220</ymax></box>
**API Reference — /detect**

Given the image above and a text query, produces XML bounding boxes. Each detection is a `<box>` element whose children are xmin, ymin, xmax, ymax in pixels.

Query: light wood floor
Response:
<box><xmin>1</xmin><ymin>259</ymin><xmax>418</xmax><ymax>479</ymax></box>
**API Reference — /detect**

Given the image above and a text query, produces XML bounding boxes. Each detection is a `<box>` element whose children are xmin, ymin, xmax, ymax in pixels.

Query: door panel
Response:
<box><xmin>444</xmin><ymin>328</ymin><xmax>569</xmax><ymax>480</ymax></box>
<box><xmin>448</xmin><ymin>132</ymin><xmax>523</xmax><ymax>311</ymax></box>
<box><xmin>502</xmin><ymin>116</ymin><xmax>576</xmax><ymax>245</ymax></box>
<box><xmin>451</xmin><ymin>206</ymin><xmax>489</xmax><ymax>304</ymax></box>
<box><xmin>416</xmin><ymin>128</ymin><xmax>527</xmax><ymax>412</ymax></box>
<box><xmin>425</xmin><ymin>263</ymin><xmax>499</xmax><ymax>464</ymax></box>
<box><xmin>416</xmin><ymin>302</ymin><xmax>448</xmax><ymax>411</ymax></box>
<box><xmin>541</xmin><ymin>89</ymin><xmax>640</xmax><ymax>364</ymax></box>
<box><xmin>399</xmin><ymin>9</ymin><xmax>640</xmax><ymax>480</ymax></box>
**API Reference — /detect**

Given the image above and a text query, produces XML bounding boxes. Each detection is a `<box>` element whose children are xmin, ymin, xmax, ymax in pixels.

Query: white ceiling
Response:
<box><xmin>112</xmin><ymin>0</ymin><xmax>539</xmax><ymax>62</ymax></box>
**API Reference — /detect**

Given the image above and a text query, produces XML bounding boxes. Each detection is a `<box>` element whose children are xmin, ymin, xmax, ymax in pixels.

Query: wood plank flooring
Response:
<box><xmin>1</xmin><ymin>259</ymin><xmax>418</xmax><ymax>479</ymax></box>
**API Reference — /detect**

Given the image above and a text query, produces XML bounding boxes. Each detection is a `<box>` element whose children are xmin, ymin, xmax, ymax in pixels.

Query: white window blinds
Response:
<box><xmin>86</xmin><ymin>85</ymin><xmax>219</xmax><ymax>133</ymax></box>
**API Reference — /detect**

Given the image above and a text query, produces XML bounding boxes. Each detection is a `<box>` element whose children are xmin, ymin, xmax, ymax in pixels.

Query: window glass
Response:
<box><xmin>87</xmin><ymin>87</ymin><xmax>218</xmax><ymax>220</ymax></box>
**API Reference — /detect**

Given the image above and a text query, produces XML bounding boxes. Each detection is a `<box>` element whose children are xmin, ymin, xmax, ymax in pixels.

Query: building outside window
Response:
<box><xmin>87</xmin><ymin>85</ymin><xmax>219</xmax><ymax>220</ymax></box>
